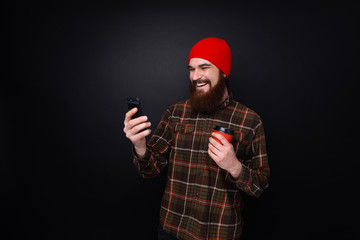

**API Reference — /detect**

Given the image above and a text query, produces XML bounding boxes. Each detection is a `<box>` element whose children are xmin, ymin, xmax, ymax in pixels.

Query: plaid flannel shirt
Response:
<box><xmin>133</xmin><ymin>95</ymin><xmax>270</xmax><ymax>240</ymax></box>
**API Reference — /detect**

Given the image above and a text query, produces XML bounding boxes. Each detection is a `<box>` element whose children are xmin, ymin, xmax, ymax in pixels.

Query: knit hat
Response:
<box><xmin>188</xmin><ymin>37</ymin><xmax>232</xmax><ymax>77</ymax></box>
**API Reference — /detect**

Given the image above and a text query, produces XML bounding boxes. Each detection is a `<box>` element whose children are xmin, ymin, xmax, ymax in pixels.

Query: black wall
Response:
<box><xmin>3</xmin><ymin>1</ymin><xmax>357</xmax><ymax>239</ymax></box>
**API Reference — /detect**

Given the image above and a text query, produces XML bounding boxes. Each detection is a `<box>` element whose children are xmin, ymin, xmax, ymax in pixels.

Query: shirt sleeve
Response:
<box><xmin>226</xmin><ymin>117</ymin><xmax>270</xmax><ymax>198</ymax></box>
<box><xmin>133</xmin><ymin>106</ymin><xmax>174</xmax><ymax>178</ymax></box>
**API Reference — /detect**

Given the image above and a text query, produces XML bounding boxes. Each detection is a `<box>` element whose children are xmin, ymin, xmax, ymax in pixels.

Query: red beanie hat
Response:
<box><xmin>188</xmin><ymin>37</ymin><xmax>232</xmax><ymax>77</ymax></box>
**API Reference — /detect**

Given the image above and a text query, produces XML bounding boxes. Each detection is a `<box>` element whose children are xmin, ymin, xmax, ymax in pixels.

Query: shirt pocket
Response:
<box><xmin>174</xmin><ymin>123</ymin><xmax>195</xmax><ymax>134</ymax></box>
<box><xmin>172</xmin><ymin>123</ymin><xmax>196</xmax><ymax>150</ymax></box>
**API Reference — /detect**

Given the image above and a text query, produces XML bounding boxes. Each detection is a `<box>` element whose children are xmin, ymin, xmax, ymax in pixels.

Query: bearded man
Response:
<box><xmin>123</xmin><ymin>37</ymin><xmax>270</xmax><ymax>240</ymax></box>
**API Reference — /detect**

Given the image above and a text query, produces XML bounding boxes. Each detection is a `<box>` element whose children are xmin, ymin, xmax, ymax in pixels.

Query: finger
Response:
<box><xmin>127</xmin><ymin>115</ymin><xmax>148</xmax><ymax>130</ymax></box>
<box><xmin>208</xmin><ymin>148</ymin><xmax>220</xmax><ymax>162</ymax></box>
<box><xmin>209</xmin><ymin>136</ymin><xmax>224</xmax><ymax>152</ymax></box>
<box><xmin>208</xmin><ymin>138</ymin><xmax>218</xmax><ymax>152</ymax></box>
<box><xmin>208</xmin><ymin>141</ymin><xmax>222</xmax><ymax>157</ymax></box>
<box><xmin>130</xmin><ymin>129</ymin><xmax>151</xmax><ymax>142</ymax></box>
<box><xmin>125</xmin><ymin>107</ymin><xmax>138</xmax><ymax>123</ymax></box>
<box><xmin>211</xmin><ymin>132</ymin><xmax>229</xmax><ymax>146</ymax></box>
<box><xmin>129</xmin><ymin>121</ymin><xmax>151</xmax><ymax>135</ymax></box>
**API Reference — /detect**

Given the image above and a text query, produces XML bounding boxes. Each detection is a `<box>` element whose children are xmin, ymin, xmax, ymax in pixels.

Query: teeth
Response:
<box><xmin>197</xmin><ymin>83</ymin><xmax>207</xmax><ymax>87</ymax></box>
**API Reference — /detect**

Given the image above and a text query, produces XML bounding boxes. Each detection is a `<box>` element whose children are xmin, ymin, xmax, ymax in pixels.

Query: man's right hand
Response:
<box><xmin>123</xmin><ymin>108</ymin><xmax>152</xmax><ymax>158</ymax></box>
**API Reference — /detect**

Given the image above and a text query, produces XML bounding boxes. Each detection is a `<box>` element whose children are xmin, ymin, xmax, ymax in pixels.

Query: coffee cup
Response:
<box><xmin>213</xmin><ymin>126</ymin><xmax>234</xmax><ymax>145</ymax></box>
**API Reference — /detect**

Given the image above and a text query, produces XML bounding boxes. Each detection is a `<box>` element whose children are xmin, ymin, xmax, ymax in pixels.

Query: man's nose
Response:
<box><xmin>192</xmin><ymin>69</ymin><xmax>202</xmax><ymax>81</ymax></box>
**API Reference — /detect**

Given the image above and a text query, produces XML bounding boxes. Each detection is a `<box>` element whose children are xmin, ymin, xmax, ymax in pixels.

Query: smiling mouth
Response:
<box><xmin>196</xmin><ymin>82</ymin><xmax>208</xmax><ymax>88</ymax></box>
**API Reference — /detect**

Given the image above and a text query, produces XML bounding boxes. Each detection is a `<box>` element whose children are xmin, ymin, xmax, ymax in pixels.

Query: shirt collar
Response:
<box><xmin>219</xmin><ymin>92</ymin><xmax>233</xmax><ymax>109</ymax></box>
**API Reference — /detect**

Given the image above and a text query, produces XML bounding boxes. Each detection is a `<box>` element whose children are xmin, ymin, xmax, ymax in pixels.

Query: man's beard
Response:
<box><xmin>188</xmin><ymin>74</ymin><xmax>228</xmax><ymax>114</ymax></box>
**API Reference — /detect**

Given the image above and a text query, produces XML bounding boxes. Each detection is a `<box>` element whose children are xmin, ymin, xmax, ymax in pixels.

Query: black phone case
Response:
<box><xmin>127</xmin><ymin>96</ymin><xmax>144</xmax><ymax>119</ymax></box>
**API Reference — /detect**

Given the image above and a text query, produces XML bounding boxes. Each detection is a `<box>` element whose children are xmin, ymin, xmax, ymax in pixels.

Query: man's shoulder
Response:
<box><xmin>229</xmin><ymin>99</ymin><xmax>262</xmax><ymax>122</ymax></box>
<box><xmin>173</xmin><ymin>99</ymin><xmax>188</xmax><ymax>106</ymax></box>
<box><xmin>161</xmin><ymin>100</ymin><xmax>189</xmax><ymax>116</ymax></box>
<box><xmin>164</xmin><ymin>100</ymin><xmax>189</xmax><ymax>115</ymax></box>
<box><xmin>166</xmin><ymin>99</ymin><xmax>189</xmax><ymax>110</ymax></box>
<box><xmin>231</xmin><ymin>99</ymin><xmax>259</xmax><ymax>115</ymax></box>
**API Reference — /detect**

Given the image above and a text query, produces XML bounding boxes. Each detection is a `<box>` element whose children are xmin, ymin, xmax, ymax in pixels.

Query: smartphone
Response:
<box><xmin>127</xmin><ymin>96</ymin><xmax>145</xmax><ymax>119</ymax></box>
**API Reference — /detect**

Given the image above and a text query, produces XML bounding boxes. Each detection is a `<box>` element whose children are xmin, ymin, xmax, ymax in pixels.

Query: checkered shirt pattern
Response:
<box><xmin>133</xmin><ymin>96</ymin><xmax>270</xmax><ymax>240</ymax></box>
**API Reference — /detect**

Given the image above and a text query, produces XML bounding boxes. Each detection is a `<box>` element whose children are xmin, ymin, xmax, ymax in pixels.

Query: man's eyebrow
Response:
<box><xmin>198</xmin><ymin>63</ymin><xmax>212</xmax><ymax>67</ymax></box>
<box><xmin>188</xmin><ymin>63</ymin><xmax>212</xmax><ymax>69</ymax></box>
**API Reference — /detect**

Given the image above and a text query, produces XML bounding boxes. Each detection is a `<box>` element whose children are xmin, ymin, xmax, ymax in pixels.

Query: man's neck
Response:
<box><xmin>221</xmin><ymin>89</ymin><xmax>229</xmax><ymax>104</ymax></box>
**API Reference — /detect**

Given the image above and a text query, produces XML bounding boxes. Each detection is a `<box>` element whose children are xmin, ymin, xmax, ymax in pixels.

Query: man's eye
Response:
<box><xmin>189</xmin><ymin>68</ymin><xmax>194</xmax><ymax>71</ymax></box>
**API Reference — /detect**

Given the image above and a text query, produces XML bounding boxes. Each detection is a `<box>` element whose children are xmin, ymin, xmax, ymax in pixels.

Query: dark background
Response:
<box><xmin>2</xmin><ymin>1</ymin><xmax>358</xmax><ymax>239</ymax></box>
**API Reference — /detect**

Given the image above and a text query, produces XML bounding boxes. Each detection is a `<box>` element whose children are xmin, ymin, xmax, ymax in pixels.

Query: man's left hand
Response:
<box><xmin>208</xmin><ymin>132</ymin><xmax>242</xmax><ymax>179</ymax></box>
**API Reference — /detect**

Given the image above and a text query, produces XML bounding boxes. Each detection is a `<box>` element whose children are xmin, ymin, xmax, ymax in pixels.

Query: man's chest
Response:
<box><xmin>169</xmin><ymin>109</ymin><xmax>252</xmax><ymax>160</ymax></box>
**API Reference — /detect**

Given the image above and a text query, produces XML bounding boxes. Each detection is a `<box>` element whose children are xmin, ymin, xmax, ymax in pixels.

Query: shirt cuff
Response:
<box><xmin>225</xmin><ymin>163</ymin><xmax>251</xmax><ymax>189</ymax></box>
<box><xmin>133</xmin><ymin>145</ymin><xmax>151</xmax><ymax>164</ymax></box>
